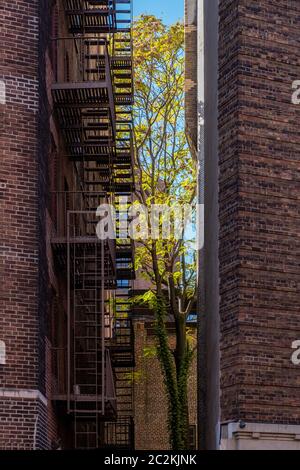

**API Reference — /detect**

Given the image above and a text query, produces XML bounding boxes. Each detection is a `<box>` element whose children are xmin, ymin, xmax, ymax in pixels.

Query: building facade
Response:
<box><xmin>0</xmin><ymin>0</ymin><xmax>135</xmax><ymax>450</ymax></box>
<box><xmin>185</xmin><ymin>0</ymin><xmax>300</xmax><ymax>449</ymax></box>
<box><xmin>132</xmin><ymin>318</ymin><xmax>197</xmax><ymax>450</ymax></box>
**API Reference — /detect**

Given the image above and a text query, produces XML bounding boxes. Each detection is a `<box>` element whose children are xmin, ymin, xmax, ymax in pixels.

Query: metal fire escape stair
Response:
<box><xmin>63</xmin><ymin>0</ymin><xmax>131</xmax><ymax>34</ymax></box>
<box><xmin>103</xmin><ymin>190</ymin><xmax>135</xmax><ymax>449</ymax></box>
<box><xmin>51</xmin><ymin>0</ymin><xmax>134</xmax><ymax>450</ymax></box>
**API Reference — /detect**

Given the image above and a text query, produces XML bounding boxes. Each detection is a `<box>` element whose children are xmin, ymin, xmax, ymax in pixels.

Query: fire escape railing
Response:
<box><xmin>61</xmin><ymin>0</ymin><xmax>131</xmax><ymax>34</ymax></box>
<box><xmin>52</xmin><ymin>37</ymin><xmax>116</xmax><ymax>142</ymax></box>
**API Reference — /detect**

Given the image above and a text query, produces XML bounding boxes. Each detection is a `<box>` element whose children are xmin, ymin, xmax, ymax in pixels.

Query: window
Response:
<box><xmin>0</xmin><ymin>341</ymin><xmax>6</xmax><ymax>365</ymax></box>
<box><xmin>64</xmin><ymin>178</ymin><xmax>70</xmax><ymax>210</ymax></box>
<box><xmin>187</xmin><ymin>312</ymin><xmax>197</xmax><ymax>323</ymax></box>
<box><xmin>188</xmin><ymin>425</ymin><xmax>197</xmax><ymax>450</ymax></box>
<box><xmin>0</xmin><ymin>81</ymin><xmax>6</xmax><ymax>105</ymax></box>
<box><xmin>50</xmin><ymin>3</ymin><xmax>58</xmax><ymax>73</ymax></box>
<box><xmin>49</xmin><ymin>134</ymin><xmax>58</xmax><ymax>226</ymax></box>
<box><xmin>117</xmin><ymin>280</ymin><xmax>130</xmax><ymax>288</ymax></box>
<box><xmin>64</xmin><ymin>51</ymin><xmax>70</xmax><ymax>82</ymax></box>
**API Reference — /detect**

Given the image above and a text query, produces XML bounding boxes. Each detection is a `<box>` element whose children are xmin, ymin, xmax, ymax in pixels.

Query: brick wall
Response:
<box><xmin>133</xmin><ymin>321</ymin><xmax>197</xmax><ymax>450</ymax></box>
<box><xmin>185</xmin><ymin>0</ymin><xmax>198</xmax><ymax>152</ymax></box>
<box><xmin>0</xmin><ymin>0</ymin><xmax>59</xmax><ymax>449</ymax></box>
<box><xmin>219</xmin><ymin>0</ymin><xmax>300</xmax><ymax>423</ymax></box>
<box><xmin>0</xmin><ymin>398</ymin><xmax>49</xmax><ymax>450</ymax></box>
<box><xmin>0</xmin><ymin>0</ymin><xmax>39</xmax><ymax>390</ymax></box>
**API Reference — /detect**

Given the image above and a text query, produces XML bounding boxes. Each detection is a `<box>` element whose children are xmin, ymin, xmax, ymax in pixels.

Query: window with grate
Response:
<box><xmin>188</xmin><ymin>425</ymin><xmax>197</xmax><ymax>450</ymax></box>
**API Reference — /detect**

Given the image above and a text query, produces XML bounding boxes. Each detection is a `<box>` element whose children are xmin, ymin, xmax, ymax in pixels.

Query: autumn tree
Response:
<box><xmin>132</xmin><ymin>15</ymin><xmax>197</xmax><ymax>450</ymax></box>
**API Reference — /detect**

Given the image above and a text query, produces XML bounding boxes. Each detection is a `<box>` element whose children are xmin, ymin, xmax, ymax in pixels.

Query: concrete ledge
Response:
<box><xmin>221</xmin><ymin>422</ymin><xmax>300</xmax><ymax>450</ymax></box>
<box><xmin>0</xmin><ymin>388</ymin><xmax>48</xmax><ymax>407</ymax></box>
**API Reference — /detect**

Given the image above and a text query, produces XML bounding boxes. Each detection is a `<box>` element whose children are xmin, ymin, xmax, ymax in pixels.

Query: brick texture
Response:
<box><xmin>0</xmin><ymin>0</ymin><xmax>39</xmax><ymax>389</ymax></box>
<box><xmin>133</xmin><ymin>321</ymin><xmax>197</xmax><ymax>450</ymax></box>
<box><xmin>0</xmin><ymin>398</ymin><xmax>48</xmax><ymax>450</ymax></box>
<box><xmin>185</xmin><ymin>0</ymin><xmax>198</xmax><ymax>152</ymax></box>
<box><xmin>219</xmin><ymin>0</ymin><xmax>300</xmax><ymax>423</ymax></box>
<box><xmin>0</xmin><ymin>0</ymin><xmax>58</xmax><ymax>448</ymax></box>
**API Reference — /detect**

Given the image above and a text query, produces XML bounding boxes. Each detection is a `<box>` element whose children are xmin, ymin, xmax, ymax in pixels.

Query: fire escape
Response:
<box><xmin>51</xmin><ymin>0</ymin><xmax>135</xmax><ymax>449</ymax></box>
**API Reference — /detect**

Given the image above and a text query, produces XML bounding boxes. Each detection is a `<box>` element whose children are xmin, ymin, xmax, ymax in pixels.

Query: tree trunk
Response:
<box><xmin>154</xmin><ymin>296</ymin><xmax>192</xmax><ymax>450</ymax></box>
<box><xmin>154</xmin><ymin>296</ymin><xmax>182</xmax><ymax>449</ymax></box>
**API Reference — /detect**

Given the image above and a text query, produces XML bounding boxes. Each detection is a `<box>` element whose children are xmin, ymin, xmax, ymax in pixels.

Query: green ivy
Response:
<box><xmin>153</xmin><ymin>296</ymin><xmax>194</xmax><ymax>450</ymax></box>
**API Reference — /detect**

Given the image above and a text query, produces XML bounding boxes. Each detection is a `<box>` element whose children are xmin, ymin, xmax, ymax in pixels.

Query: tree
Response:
<box><xmin>132</xmin><ymin>15</ymin><xmax>197</xmax><ymax>450</ymax></box>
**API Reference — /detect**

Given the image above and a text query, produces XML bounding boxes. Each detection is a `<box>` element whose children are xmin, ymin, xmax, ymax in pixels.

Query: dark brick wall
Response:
<box><xmin>0</xmin><ymin>398</ymin><xmax>49</xmax><ymax>450</ymax></box>
<box><xmin>219</xmin><ymin>0</ymin><xmax>300</xmax><ymax>423</ymax></box>
<box><xmin>0</xmin><ymin>0</ymin><xmax>58</xmax><ymax>448</ymax></box>
<box><xmin>0</xmin><ymin>0</ymin><xmax>40</xmax><ymax>389</ymax></box>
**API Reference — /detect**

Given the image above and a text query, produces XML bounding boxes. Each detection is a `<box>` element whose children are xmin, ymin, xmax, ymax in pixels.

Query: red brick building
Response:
<box><xmin>189</xmin><ymin>0</ymin><xmax>300</xmax><ymax>449</ymax></box>
<box><xmin>0</xmin><ymin>0</ymin><xmax>135</xmax><ymax>449</ymax></box>
<box><xmin>132</xmin><ymin>314</ymin><xmax>198</xmax><ymax>450</ymax></box>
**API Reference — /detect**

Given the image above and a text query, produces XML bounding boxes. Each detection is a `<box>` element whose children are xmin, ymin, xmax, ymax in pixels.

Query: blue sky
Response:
<box><xmin>133</xmin><ymin>0</ymin><xmax>183</xmax><ymax>24</ymax></box>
